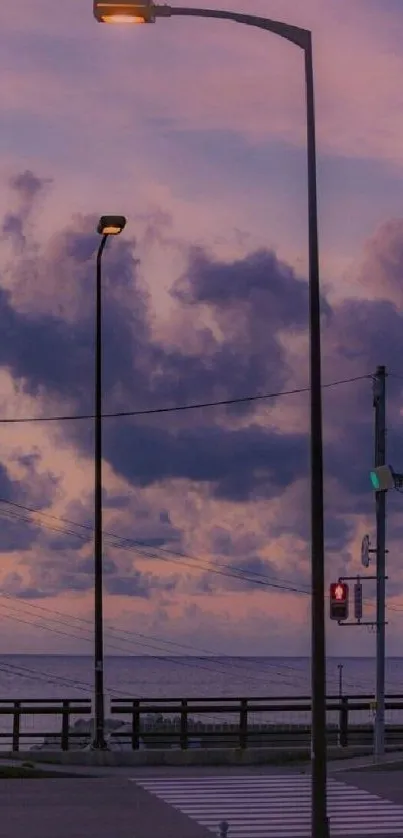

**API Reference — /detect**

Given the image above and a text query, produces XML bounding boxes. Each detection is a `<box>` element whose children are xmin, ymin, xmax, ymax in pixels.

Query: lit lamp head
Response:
<box><xmin>93</xmin><ymin>1</ymin><xmax>156</xmax><ymax>23</ymax></box>
<box><xmin>97</xmin><ymin>216</ymin><xmax>127</xmax><ymax>236</ymax></box>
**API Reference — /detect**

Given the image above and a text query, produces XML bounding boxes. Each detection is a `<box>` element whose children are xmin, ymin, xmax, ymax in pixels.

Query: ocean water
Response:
<box><xmin>0</xmin><ymin>655</ymin><xmax>402</xmax><ymax>748</ymax></box>
<box><xmin>1</xmin><ymin>654</ymin><xmax>402</xmax><ymax>699</ymax></box>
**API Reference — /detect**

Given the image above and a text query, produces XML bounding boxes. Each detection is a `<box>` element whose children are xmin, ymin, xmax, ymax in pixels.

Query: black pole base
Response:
<box><xmin>312</xmin><ymin>815</ymin><xmax>330</xmax><ymax>838</ymax></box>
<box><xmin>322</xmin><ymin>816</ymin><xmax>330</xmax><ymax>838</ymax></box>
<box><xmin>90</xmin><ymin>739</ymin><xmax>109</xmax><ymax>751</ymax></box>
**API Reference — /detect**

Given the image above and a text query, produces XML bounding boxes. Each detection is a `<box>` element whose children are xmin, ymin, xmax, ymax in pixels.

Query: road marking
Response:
<box><xmin>130</xmin><ymin>773</ymin><xmax>403</xmax><ymax>836</ymax></box>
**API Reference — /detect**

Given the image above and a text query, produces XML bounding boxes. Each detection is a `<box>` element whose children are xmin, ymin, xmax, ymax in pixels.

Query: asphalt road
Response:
<box><xmin>334</xmin><ymin>767</ymin><xmax>403</xmax><ymax>806</ymax></box>
<box><xmin>0</xmin><ymin>777</ymin><xmax>210</xmax><ymax>838</ymax></box>
<box><xmin>2</xmin><ymin>768</ymin><xmax>403</xmax><ymax>838</ymax></box>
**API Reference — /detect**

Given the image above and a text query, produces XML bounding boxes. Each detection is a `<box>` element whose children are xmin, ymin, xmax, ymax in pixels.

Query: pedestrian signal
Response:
<box><xmin>329</xmin><ymin>581</ymin><xmax>349</xmax><ymax>621</ymax></box>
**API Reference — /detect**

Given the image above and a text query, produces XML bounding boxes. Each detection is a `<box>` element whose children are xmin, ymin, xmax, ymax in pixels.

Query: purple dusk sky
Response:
<box><xmin>0</xmin><ymin>0</ymin><xmax>403</xmax><ymax>656</ymax></box>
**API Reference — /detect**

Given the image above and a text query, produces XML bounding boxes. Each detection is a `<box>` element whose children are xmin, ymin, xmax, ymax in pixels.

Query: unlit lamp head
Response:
<box><xmin>93</xmin><ymin>1</ymin><xmax>156</xmax><ymax>23</ymax></box>
<box><xmin>97</xmin><ymin>216</ymin><xmax>127</xmax><ymax>236</ymax></box>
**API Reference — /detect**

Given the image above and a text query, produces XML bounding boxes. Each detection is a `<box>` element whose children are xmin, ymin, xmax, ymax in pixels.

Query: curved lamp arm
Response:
<box><xmin>155</xmin><ymin>5</ymin><xmax>310</xmax><ymax>48</ymax></box>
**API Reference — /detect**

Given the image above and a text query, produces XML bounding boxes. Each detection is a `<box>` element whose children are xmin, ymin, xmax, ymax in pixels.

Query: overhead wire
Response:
<box><xmin>3</xmin><ymin>506</ymin><xmax>310</xmax><ymax>696</ymax></box>
<box><xmin>0</xmin><ymin>371</ymin><xmax>378</xmax><ymax>696</ymax></box>
<box><xmin>0</xmin><ymin>498</ymin><xmax>385</xmax><ymax>620</ymax></box>
<box><xmin>0</xmin><ymin>373</ymin><xmax>371</xmax><ymax>425</ymax></box>
<box><xmin>0</xmin><ymin>496</ymin><xmax>381</xmax><ymax>687</ymax></box>
<box><xmin>0</xmin><ymin>501</ymin><xmax>310</xmax><ymax>686</ymax></box>
<box><xmin>0</xmin><ymin>595</ymin><xmax>304</xmax><ymax>693</ymax></box>
<box><xmin>0</xmin><ymin>497</ymin><xmax>311</xmax><ymax>593</ymax></box>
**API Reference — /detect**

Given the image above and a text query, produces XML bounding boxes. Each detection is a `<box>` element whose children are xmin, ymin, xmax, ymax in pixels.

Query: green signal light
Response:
<box><xmin>370</xmin><ymin>471</ymin><xmax>380</xmax><ymax>490</ymax></box>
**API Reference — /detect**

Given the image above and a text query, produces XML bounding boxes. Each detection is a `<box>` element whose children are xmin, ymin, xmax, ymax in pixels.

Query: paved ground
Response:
<box><xmin>130</xmin><ymin>770</ymin><xmax>403</xmax><ymax>837</ymax></box>
<box><xmin>3</xmin><ymin>759</ymin><xmax>403</xmax><ymax>838</ymax></box>
<box><xmin>333</xmin><ymin>768</ymin><xmax>403</xmax><ymax>806</ymax></box>
<box><xmin>0</xmin><ymin>777</ymin><xmax>210</xmax><ymax>838</ymax></box>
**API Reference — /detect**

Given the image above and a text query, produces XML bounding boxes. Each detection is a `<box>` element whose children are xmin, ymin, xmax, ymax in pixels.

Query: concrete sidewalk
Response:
<box><xmin>3</xmin><ymin>746</ymin><xmax>403</xmax><ymax>778</ymax></box>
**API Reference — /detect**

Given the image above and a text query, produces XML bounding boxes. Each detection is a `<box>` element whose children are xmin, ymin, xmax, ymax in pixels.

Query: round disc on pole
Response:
<box><xmin>361</xmin><ymin>534</ymin><xmax>370</xmax><ymax>567</ymax></box>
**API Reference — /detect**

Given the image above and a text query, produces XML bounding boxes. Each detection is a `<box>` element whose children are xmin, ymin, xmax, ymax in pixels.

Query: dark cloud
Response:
<box><xmin>104</xmin><ymin>571</ymin><xmax>152</xmax><ymax>598</ymax></box>
<box><xmin>3</xmin><ymin>550</ymin><xmax>179</xmax><ymax>600</ymax></box>
<box><xmin>210</xmin><ymin>527</ymin><xmax>263</xmax><ymax>558</ymax></box>
<box><xmin>0</xmin><ymin>515</ymin><xmax>39</xmax><ymax>552</ymax></box>
<box><xmin>0</xmin><ymin>176</ymin><xmax>312</xmax><ymax>414</ymax></box>
<box><xmin>9</xmin><ymin>170</ymin><xmax>49</xmax><ymax>205</ymax></box>
<box><xmin>0</xmin><ymin>463</ymin><xmax>42</xmax><ymax>552</ymax></box>
<box><xmin>102</xmin><ymin>492</ymin><xmax>131</xmax><ymax>510</ymax></box>
<box><xmin>0</xmin><ymin>275</ymin><xmax>141</xmax><ymax>414</ymax></box>
<box><xmin>103</xmin><ymin>422</ymin><xmax>308</xmax><ymax>502</ymax></box>
<box><xmin>4</xmin><ymin>172</ymin><xmax>403</xmax><ymax>595</ymax></box>
<box><xmin>173</xmin><ymin>247</ymin><xmax>311</xmax><ymax>324</ymax></box>
<box><xmin>2</xmin><ymin>214</ymin><xmax>25</xmax><ymax>246</ymax></box>
<box><xmin>1</xmin><ymin>171</ymin><xmax>51</xmax><ymax>248</ymax></box>
<box><xmin>194</xmin><ymin>554</ymin><xmax>298</xmax><ymax>597</ymax></box>
<box><xmin>60</xmin><ymin>495</ymin><xmax>183</xmax><ymax>553</ymax></box>
<box><xmin>0</xmin><ymin>463</ymin><xmax>23</xmax><ymax>501</ymax></box>
<box><xmin>0</xmin><ymin>172</ymin><xmax>318</xmax><ymax>514</ymax></box>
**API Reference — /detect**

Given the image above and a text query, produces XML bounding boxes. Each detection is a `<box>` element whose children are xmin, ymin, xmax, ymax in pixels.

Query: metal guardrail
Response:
<box><xmin>1</xmin><ymin>694</ymin><xmax>403</xmax><ymax>751</ymax></box>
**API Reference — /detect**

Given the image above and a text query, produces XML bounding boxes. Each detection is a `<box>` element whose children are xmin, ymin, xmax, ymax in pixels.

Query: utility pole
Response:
<box><xmin>338</xmin><ymin>663</ymin><xmax>343</xmax><ymax>699</ymax></box>
<box><xmin>373</xmin><ymin>365</ymin><xmax>387</xmax><ymax>759</ymax></box>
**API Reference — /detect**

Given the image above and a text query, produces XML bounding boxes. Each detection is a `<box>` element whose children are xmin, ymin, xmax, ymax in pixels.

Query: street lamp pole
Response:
<box><xmin>93</xmin><ymin>7</ymin><xmax>327</xmax><ymax>835</ymax></box>
<box><xmin>92</xmin><ymin>215</ymin><xmax>127</xmax><ymax>750</ymax></box>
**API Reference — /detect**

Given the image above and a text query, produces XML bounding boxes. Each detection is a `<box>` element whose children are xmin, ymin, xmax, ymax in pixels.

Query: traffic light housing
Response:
<box><xmin>329</xmin><ymin>581</ymin><xmax>349</xmax><ymax>621</ymax></box>
<box><xmin>354</xmin><ymin>580</ymin><xmax>363</xmax><ymax>621</ymax></box>
<box><xmin>370</xmin><ymin>465</ymin><xmax>395</xmax><ymax>491</ymax></box>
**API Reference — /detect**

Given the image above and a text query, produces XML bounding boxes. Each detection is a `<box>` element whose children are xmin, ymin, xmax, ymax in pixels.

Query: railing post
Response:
<box><xmin>180</xmin><ymin>699</ymin><xmax>188</xmax><ymax>749</ymax></box>
<box><xmin>339</xmin><ymin>696</ymin><xmax>349</xmax><ymax>748</ymax></box>
<box><xmin>239</xmin><ymin>698</ymin><xmax>248</xmax><ymax>749</ymax></box>
<box><xmin>12</xmin><ymin>701</ymin><xmax>21</xmax><ymax>752</ymax></box>
<box><xmin>61</xmin><ymin>700</ymin><xmax>70</xmax><ymax>751</ymax></box>
<box><xmin>131</xmin><ymin>700</ymin><xmax>140</xmax><ymax>750</ymax></box>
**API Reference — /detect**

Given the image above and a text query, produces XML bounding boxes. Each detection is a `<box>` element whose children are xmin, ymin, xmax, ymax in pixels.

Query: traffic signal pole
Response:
<box><xmin>373</xmin><ymin>365</ymin><xmax>387</xmax><ymax>759</ymax></box>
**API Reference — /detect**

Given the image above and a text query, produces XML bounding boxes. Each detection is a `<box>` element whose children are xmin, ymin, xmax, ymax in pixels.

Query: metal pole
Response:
<box><xmin>305</xmin><ymin>39</ymin><xmax>329</xmax><ymax>838</ymax></box>
<box><xmin>93</xmin><ymin>233</ymin><xmax>108</xmax><ymax>750</ymax></box>
<box><xmin>373</xmin><ymin>365</ymin><xmax>387</xmax><ymax>759</ymax></box>
<box><xmin>94</xmin><ymin>3</ymin><xmax>327</xmax><ymax>827</ymax></box>
<box><xmin>337</xmin><ymin>663</ymin><xmax>344</xmax><ymax>748</ymax></box>
<box><xmin>338</xmin><ymin>664</ymin><xmax>343</xmax><ymax>699</ymax></box>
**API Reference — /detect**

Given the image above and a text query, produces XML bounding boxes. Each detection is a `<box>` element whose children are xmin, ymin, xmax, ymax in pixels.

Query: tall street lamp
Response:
<box><xmin>93</xmin><ymin>4</ymin><xmax>327</xmax><ymax>835</ymax></box>
<box><xmin>93</xmin><ymin>214</ymin><xmax>127</xmax><ymax>750</ymax></box>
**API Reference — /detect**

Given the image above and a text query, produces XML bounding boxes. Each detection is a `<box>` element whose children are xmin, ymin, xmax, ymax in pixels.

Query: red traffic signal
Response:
<box><xmin>329</xmin><ymin>581</ymin><xmax>349</xmax><ymax>621</ymax></box>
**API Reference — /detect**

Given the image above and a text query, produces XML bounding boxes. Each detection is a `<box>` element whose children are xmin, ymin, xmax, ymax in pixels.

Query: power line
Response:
<box><xmin>0</xmin><ymin>374</ymin><xmax>371</xmax><ymax>425</ymax></box>
<box><xmin>0</xmin><ymin>499</ymin><xmax>307</xmax><ymax>685</ymax></box>
<box><xmin>0</xmin><ymin>500</ymin><xmax>377</xmax><ymax>691</ymax></box>
<box><xmin>0</xmin><ymin>497</ymin><xmax>386</xmax><ymax>618</ymax></box>
<box><xmin>0</xmin><ymin>597</ymin><xmax>302</xmax><ymax>693</ymax></box>
<box><xmin>0</xmin><ymin>497</ymin><xmax>311</xmax><ymax>595</ymax></box>
<box><xmin>0</xmin><ymin>505</ymin><xmax>310</xmax><ymax>686</ymax></box>
<box><xmin>0</xmin><ymin>498</ymin><xmax>384</xmax><ymax>697</ymax></box>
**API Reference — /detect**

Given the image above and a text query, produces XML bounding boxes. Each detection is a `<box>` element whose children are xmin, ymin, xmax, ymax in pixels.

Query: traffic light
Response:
<box><xmin>354</xmin><ymin>580</ymin><xmax>363</xmax><ymax>621</ymax></box>
<box><xmin>370</xmin><ymin>465</ymin><xmax>395</xmax><ymax>491</ymax></box>
<box><xmin>329</xmin><ymin>581</ymin><xmax>349</xmax><ymax>621</ymax></box>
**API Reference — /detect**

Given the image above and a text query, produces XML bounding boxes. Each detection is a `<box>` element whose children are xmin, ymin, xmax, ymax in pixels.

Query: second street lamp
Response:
<box><xmin>93</xmin><ymin>5</ymin><xmax>328</xmax><ymax>837</ymax></box>
<box><xmin>93</xmin><ymin>214</ymin><xmax>127</xmax><ymax>750</ymax></box>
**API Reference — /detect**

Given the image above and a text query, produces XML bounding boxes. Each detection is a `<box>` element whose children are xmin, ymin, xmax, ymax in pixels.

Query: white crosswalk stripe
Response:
<box><xmin>130</xmin><ymin>774</ymin><xmax>403</xmax><ymax>836</ymax></box>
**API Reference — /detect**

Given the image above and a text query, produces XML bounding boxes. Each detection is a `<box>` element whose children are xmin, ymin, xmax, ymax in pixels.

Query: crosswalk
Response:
<box><xmin>131</xmin><ymin>774</ymin><xmax>403</xmax><ymax>836</ymax></box>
